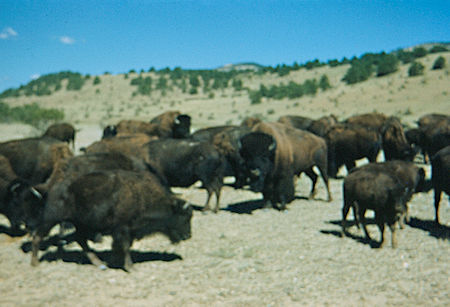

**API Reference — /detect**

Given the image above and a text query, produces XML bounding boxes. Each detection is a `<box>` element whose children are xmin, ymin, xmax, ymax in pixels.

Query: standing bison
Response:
<box><xmin>431</xmin><ymin>145</ymin><xmax>450</xmax><ymax>225</ymax></box>
<box><xmin>342</xmin><ymin>167</ymin><xmax>409</xmax><ymax>248</ymax></box>
<box><xmin>240</xmin><ymin>122</ymin><xmax>331</xmax><ymax>210</ymax></box>
<box><xmin>27</xmin><ymin>170</ymin><xmax>192</xmax><ymax>271</ymax></box>
<box><xmin>0</xmin><ymin>136</ymin><xmax>73</xmax><ymax>185</ymax></box>
<box><xmin>325</xmin><ymin>124</ymin><xmax>382</xmax><ymax>178</ymax></box>
<box><xmin>381</xmin><ymin>116</ymin><xmax>415</xmax><ymax>161</ymax></box>
<box><xmin>43</xmin><ymin>123</ymin><xmax>76</xmax><ymax>150</ymax></box>
<box><xmin>143</xmin><ymin>139</ymin><xmax>226</xmax><ymax>213</ymax></box>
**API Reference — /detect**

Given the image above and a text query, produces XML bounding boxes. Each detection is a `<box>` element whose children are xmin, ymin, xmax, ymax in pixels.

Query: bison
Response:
<box><xmin>344</xmin><ymin>112</ymin><xmax>388</xmax><ymax>132</ymax></box>
<box><xmin>342</xmin><ymin>167</ymin><xmax>409</xmax><ymax>248</ymax></box>
<box><xmin>417</xmin><ymin>113</ymin><xmax>450</xmax><ymax>162</ymax></box>
<box><xmin>143</xmin><ymin>139</ymin><xmax>226</xmax><ymax>213</ymax></box>
<box><xmin>43</xmin><ymin>123</ymin><xmax>76</xmax><ymax>150</ymax></box>
<box><xmin>381</xmin><ymin>116</ymin><xmax>415</xmax><ymax>161</ymax></box>
<box><xmin>431</xmin><ymin>145</ymin><xmax>450</xmax><ymax>225</ymax></box>
<box><xmin>307</xmin><ymin>114</ymin><xmax>338</xmax><ymax>137</ymax></box>
<box><xmin>113</xmin><ymin>110</ymin><xmax>191</xmax><ymax>139</ymax></box>
<box><xmin>240</xmin><ymin>122</ymin><xmax>331</xmax><ymax>210</ymax></box>
<box><xmin>191</xmin><ymin>125</ymin><xmax>251</xmax><ymax>188</ymax></box>
<box><xmin>26</xmin><ymin>169</ymin><xmax>192</xmax><ymax>271</ymax></box>
<box><xmin>350</xmin><ymin>160</ymin><xmax>426</xmax><ymax>227</ymax></box>
<box><xmin>0</xmin><ymin>136</ymin><xmax>73</xmax><ymax>185</ymax></box>
<box><xmin>325</xmin><ymin>124</ymin><xmax>382</xmax><ymax>178</ymax></box>
<box><xmin>277</xmin><ymin>115</ymin><xmax>314</xmax><ymax>131</ymax></box>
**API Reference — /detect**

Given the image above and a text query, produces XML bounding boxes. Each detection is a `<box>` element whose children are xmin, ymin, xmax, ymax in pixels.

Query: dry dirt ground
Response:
<box><xmin>0</xmin><ymin>124</ymin><xmax>449</xmax><ymax>306</ymax></box>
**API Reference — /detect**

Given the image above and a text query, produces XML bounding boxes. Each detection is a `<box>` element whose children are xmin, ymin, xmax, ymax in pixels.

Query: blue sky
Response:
<box><xmin>1</xmin><ymin>0</ymin><xmax>449</xmax><ymax>92</ymax></box>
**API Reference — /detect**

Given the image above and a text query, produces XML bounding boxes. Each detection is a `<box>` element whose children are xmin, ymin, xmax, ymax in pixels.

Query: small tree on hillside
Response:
<box><xmin>408</xmin><ymin>61</ymin><xmax>425</xmax><ymax>77</ymax></box>
<box><xmin>432</xmin><ymin>56</ymin><xmax>446</xmax><ymax>70</ymax></box>
<box><xmin>376</xmin><ymin>54</ymin><xmax>399</xmax><ymax>77</ymax></box>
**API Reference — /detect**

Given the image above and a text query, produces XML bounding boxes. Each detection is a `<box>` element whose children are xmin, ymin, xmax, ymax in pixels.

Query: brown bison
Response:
<box><xmin>83</xmin><ymin>133</ymin><xmax>154</xmax><ymax>161</ymax></box>
<box><xmin>0</xmin><ymin>136</ymin><xmax>73</xmax><ymax>185</ymax></box>
<box><xmin>351</xmin><ymin>160</ymin><xmax>426</xmax><ymax>227</ymax></box>
<box><xmin>113</xmin><ymin>110</ymin><xmax>191</xmax><ymax>139</ymax></box>
<box><xmin>417</xmin><ymin>113</ymin><xmax>450</xmax><ymax>162</ymax></box>
<box><xmin>342</xmin><ymin>167</ymin><xmax>409</xmax><ymax>248</ymax></box>
<box><xmin>0</xmin><ymin>154</ymin><xmax>23</xmax><ymax>232</ymax></box>
<box><xmin>307</xmin><ymin>114</ymin><xmax>338</xmax><ymax>137</ymax></box>
<box><xmin>240</xmin><ymin>122</ymin><xmax>331</xmax><ymax>210</ymax></box>
<box><xmin>344</xmin><ymin>112</ymin><xmax>388</xmax><ymax>132</ymax></box>
<box><xmin>277</xmin><ymin>115</ymin><xmax>314</xmax><ymax>131</ymax></box>
<box><xmin>43</xmin><ymin>123</ymin><xmax>76</xmax><ymax>150</ymax></box>
<box><xmin>143</xmin><ymin>139</ymin><xmax>226</xmax><ymax>213</ymax></box>
<box><xmin>325</xmin><ymin>124</ymin><xmax>382</xmax><ymax>178</ymax></box>
<box><xmin>191</xmin><ymin>125</ymin><xmax>251</xmax><ymax>188</ymax></box>
<box><xmin>25</xmin><ymin>170</ymin><xmax>192</xmax><ymax>271</ymax></box>
<box><xmin>381</xmin><ymin>116</ymin><xmax>415</xmax><ymax>161</ymax></box>
<box><xmin>240</xmin><ymin>116</ymin><xmax>262</xmax><ymax>129</ymax></box>
<box><xmin>431</xmin><ymin>145</ymin><xmax>450</xmax><ymax>225</ymax></box>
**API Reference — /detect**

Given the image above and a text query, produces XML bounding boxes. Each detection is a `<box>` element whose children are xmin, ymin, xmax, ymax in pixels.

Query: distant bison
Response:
<box><xmin>342</xmin><ymin>167</ymin><xmax>409</xmax><ymax>248</ymax></box>
<box><xmin>344</xmin><ymin>112</ymin><xmax>388</xmax><ymax>132</ymax></box>
<box><xmin>28</xmin><ymin>170</ymin><xmax>192</xmax><ymax>271</ymax></box>
<box><xmin>431</xmin><ymin>145</ymin><xmax>450</xmax><ymax>225</ymax></box>
<box><xmin>143</xmin><ymin>139</ymin><xmax>225</xmax><ymax>212</ymax></box>
<box><xmin>240</xmin><ymin>122</ymin><xmax>331</xmax><ymax>210</ymax></box>
<box><xmin>277</xmin><ymin>115</ymin><xmax>314</xmax><ymax>131</ymax></box>
<box><xmin>114</xmin><ymin>110</ymin><xmax>191</xmax><ymax>139</ymax></box>
<box><xmin>43</xmin><ymin>123</ymin><xmax>76</xmax><ymax>150</ymax></box>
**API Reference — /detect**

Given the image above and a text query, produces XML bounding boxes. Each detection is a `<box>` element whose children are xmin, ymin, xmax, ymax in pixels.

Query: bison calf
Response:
<box><xmin>28</xmin><ymin>170</ymin><xmax>192</xmax><ymax>271</ymax></box>
<box><xmin>342</xmin><ymin>168</ymin><xmax>409</xmax><ymax>248</ymax></box>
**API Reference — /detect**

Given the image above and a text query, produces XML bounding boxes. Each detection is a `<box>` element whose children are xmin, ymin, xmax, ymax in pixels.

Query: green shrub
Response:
<box><xmin>376</xmin><ymin>54</ymin><xmax>399</xmax><ymax>77</ymax></box>
<box><xmin>249</xmin><ymin>90</ymin><xmax>262</xmax><ymax>104</ymax></box>
<box><xmin>0</xmin><ymin>102</ymin><xmax>64</xmax><ymax>127</ymax></box>
<box><xmin>432</xmin><ymin>56</ymin><xmax>446</xmax><ymax>70</ymax></box>
<box><xmin>342</xmin><ymin>60</ymin><xmax>373</xmax><ymax>84</ymax></box>
<box><xmin>408</xmin><ymin>61</ymin><xmax>425</xmax><ymax>77</ymax></box>
<box><xmin>93</xmin><ymin>76</ymin><xmax>101</xmax><ymax>85</ymax></box>
<box><xmin>412</xmin><ymin>47</ymin><xmax>427</xmax><ymax>58</ymax></box>
<box><xmin>319</xmin><ymin>74</ymin><xmax>331</xmax><ymax>91</ymax></box>
<box><xmin>430</xmin><ymin>45</ymin><xmax>448</xmax><ymax>53</ymax></box>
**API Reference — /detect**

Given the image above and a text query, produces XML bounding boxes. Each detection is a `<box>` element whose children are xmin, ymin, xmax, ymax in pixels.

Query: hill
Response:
<box><xmin>1</xmin><ymin>48</ymin><xmax>449</xmax><ymax>132</ymax></box>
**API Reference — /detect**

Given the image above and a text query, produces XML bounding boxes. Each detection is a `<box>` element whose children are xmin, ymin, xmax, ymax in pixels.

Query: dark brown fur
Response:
<box><xmin>431</xmin><ymin>145</ymin><xmax>450</xmax><ymax>224</ymax></box>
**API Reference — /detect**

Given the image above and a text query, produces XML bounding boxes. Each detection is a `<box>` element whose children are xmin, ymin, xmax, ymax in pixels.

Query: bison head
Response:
<box><xmin>166</xmin><ymin>199</ymin><xmax>193</xmax><ymax>244</ymax></box>
<box><xmin>239</xmin><ymin>132</ymin><xmax>276</xmax><ymax>193</ymax></box>
<box><xmin>172</xmin><ymin>114</ymin><xmax>191</xmax><ymax>138</ymax></box>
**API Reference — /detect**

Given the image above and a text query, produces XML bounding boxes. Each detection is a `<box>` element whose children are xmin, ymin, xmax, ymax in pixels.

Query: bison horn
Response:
<box><xmin>250</xmin><ymin>169</ymin><xmax>261</xmax><ymax>177</ymax></box>
<box><xmin>30</xmin><ymin>187</ymin><xmax>43</xmax><ymax>200</ymax></box>
<box><xmin>183</xmin><ymin>202</ymin><xmax>191</xmax><ymax>210</ymax></box>
<box><xmin>10</xmin><ymin>182</ymin><xmax>22</xmax><ymax>193</ymax></box>
<box><xmin>268</xmin><ymin>142</ymin><xmax>276</xmax><ymax>152</ymax></box>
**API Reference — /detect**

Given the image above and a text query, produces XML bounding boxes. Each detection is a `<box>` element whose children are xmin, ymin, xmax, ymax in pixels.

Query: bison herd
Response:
<box><xmin>0</xmin><ymin>110</ymin><xmax>449</xmax><ymax>271</ymax></box>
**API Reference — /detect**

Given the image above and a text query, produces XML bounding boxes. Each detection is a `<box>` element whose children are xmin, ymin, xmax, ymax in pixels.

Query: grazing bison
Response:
<box><xmin>431</xmin><ymin>145</ymin><xmax>450</xmax><ymax>225</ymax></box>
<box><xmin>344</xmin><ymin>112</ymin><xmax>388</xmax><ymax>132</ymax></box>
<box><xmin>43</xmin><ymin>123</ymin><xmax>76</xmax><ymax>150</ymax></box>
<box><xmin>325</xmin><ymin>124</ymin><xmax>382</xmax><ymax>178</ymax></box>
<box><xmin>381</xmin><ymin>116</ymin><xmax>415</xmax><ymax>161</ymax></box>
<box><xmin>240</xmin><ymin>122</ymin><xmax>331</xmax><ymax>210</ymax></box>
<box><xmin>0</xmin><ymin>136</ymin><xmax>73</xmax><ymax>185</ymax></box>
<box><xmin>277</xmin><ymin>115</ymin><xmax>314</xmax><ymax>131</ymax></box>
<box><xmin>27</xmin><ymin>170</ymin><xmax>192</xmax><ymax>271</ymax></box>
<box><xmin>191</xmin><ymin>125</ymin><xmax>251</xmax><ymax>188</ymax></box>
<box><xmin>143</xmin><ymin>139</ymin><xmax>226</xmax><ymax>212</ymax></box>
<box><xmin>342</xmin><ymin>168</ymin><xmax>409</xmax><ymax>248</ymax></box>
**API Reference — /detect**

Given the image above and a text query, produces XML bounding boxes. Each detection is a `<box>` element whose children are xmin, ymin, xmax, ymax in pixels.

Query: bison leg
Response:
<box><xmin>213</xmin><ymin>188</ymin><xmax>222</xmax><ymax>213</ymax></box>
<box><xmin>359</xmin><ymin>208</ymin><xmax>373</xmax><ymax>243</ymax></box>
<box><xmin>434</xmin><ymin>188</ymin><xmax>442</xmax><ymax>225</ymax></box>
<box><xmin>75</xmin><ymin>235</ymin><xmax>105</xmax><ymax>269</ymax></box>
<box><xmin>341</xmin><ymin>199</ymin><xmax>352</xmax><ymax>237</ymax></box>
<box><xmin>31</xmin><ymin>224</ymin><xmax>55</xmax><ymax>267</ymax></box>
<box><xmin>344</xmin><ymin>160</ymin><xmax>356</xmax><ymax>174</ymax></box>
<box><xmin>202</xmin><ymin>190</ymin><xmax>213</xmax><ymax>212</ymax></box>
<box><xmin>112</xmin><ymin>228</ymin><xmax>133</xmax><ymax>272</ymax></box>
<box><xmin>317</xmin><ymin>165</ymin><xmax>332</xmax><ymax>202</ymax></box>
<box><xmin>304</xmin><ymin>168</ymin><xmax>318</xmax><ymax>200</ymax></box>
<box><xmin>389</xmin><ymin>223</ymin><xmax>398</xmax><ymax>248</ymax></box>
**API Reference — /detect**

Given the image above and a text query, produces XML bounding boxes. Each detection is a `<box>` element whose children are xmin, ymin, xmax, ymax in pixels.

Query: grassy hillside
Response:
<box><xmin>1</xmin><ymin>50</ymin><xmax>449</xmax><ymax>130</ymax></box>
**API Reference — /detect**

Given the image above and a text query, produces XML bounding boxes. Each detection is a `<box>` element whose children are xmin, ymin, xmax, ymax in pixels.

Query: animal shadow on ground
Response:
<box><xmin>407</xmin><ymin>217</ymin><xmax>450</xmax><ymax>240</ymax></box>
<box><xmin>20</xmin><ymin>232</ymin><xmax>182</xmax><ymax>269</ymax></box>
<box><xmin>321</xmin><ymin>219</ymin><xmax>382</xmax><ymax>248</ymax></box>
<box><xmin>0</xmin><ymin>224</ymin><xmax>27</xmax><ymax>237</ymax></box>
<box><xmin>223</xmin><ymin>199</ymin><xmax>266</xmax><ymax>214</ymax></box>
